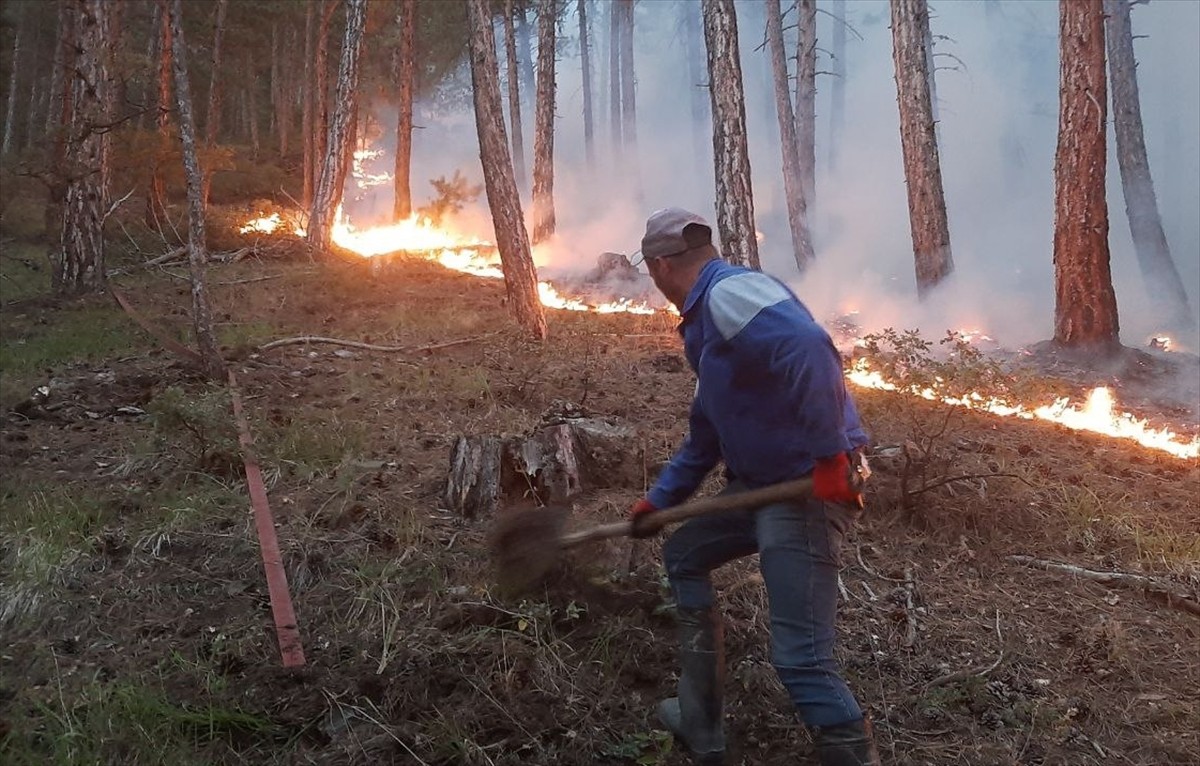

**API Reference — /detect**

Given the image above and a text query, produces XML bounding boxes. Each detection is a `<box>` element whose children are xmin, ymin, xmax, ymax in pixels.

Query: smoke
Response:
<box><xmin>349</xmin><ymin>0</ymin><xmax>1199</xmax><ymax>354</ymax></box>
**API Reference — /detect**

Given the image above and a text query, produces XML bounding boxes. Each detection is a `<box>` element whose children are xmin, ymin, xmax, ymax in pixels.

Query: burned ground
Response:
<box><xmin>1</xmin><ymin>245</ymin><xmax>1197</xmax><ymax>765</ymax></box>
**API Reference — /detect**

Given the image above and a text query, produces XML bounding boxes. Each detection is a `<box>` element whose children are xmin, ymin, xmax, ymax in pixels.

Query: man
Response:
<box><xmin>629</xmin><ymin>208</ymin><xmax>881</xmax><ymax>766</ymax></box>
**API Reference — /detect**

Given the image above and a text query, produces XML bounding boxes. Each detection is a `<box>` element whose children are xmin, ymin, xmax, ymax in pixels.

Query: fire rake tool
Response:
<box><xmin>490</xmin><ymin>454</ymin><xmax>871</xmax><ymax>593</ymax></box>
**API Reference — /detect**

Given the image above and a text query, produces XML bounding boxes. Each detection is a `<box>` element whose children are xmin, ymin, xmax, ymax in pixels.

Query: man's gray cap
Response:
<box><xmin>639</xmin><ymin>207</ymin><xmax>713</xmax><ymax>261</ymax></box>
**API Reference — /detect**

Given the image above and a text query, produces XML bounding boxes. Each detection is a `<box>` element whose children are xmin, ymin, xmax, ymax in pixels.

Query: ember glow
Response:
<box><xmin>848</xmin><ymin>359</ymin><xmax>1200</xmax><ymax>459</ymax></box>
<box><xmin>239</xmin><ymin>213</ymin><xmax>285</xmax><ymax>234</ymax></box>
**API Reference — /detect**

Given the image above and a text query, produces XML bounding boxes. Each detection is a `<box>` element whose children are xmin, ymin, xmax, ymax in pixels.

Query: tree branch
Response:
<box><xmin>1008</xmin><ymin>556</ymin><xmax>1200</xmax><ymax>617</ymax></box>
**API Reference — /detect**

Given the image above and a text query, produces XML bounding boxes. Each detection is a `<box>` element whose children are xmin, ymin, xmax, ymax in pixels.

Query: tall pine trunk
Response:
<box><xmin>578</xmin><ymin>0</ymin><xmax>594</xmax><ymax>167</ymax></box>
<box><xmin>55</xmin><ymin>0</ymin><xmax>113</xmax><ymax>295</ymax></box>
<box><xmin>393</xmin><ymin>0</ymin><xmax>417</xmax><ymax>220</ymax></box>
<box><xmin>1104</xmin><ymin>0</ymin><xmax>1193</xmax><ymax>331</ymax></box>
<box><xmin>146</xmin><ymin>0</ymin><xmax>172</xmax><ymax>230</ymax></box>
<box><xmin>827</xmin><ymin>0</ymin><xmax>846</xmax><ymax>173</ymax></box>
<box><xmin>200</xmin><ymin>0</ymin><xmax>228</xmax><ymax>207</ymax></box>
<box><xmin>45</xmin><ymin>0</ymin><xmax>75</xmax><ymax>259</ymax></box>
<box><xmin>618</xmin><ymin>0</ymin><xmax>636</xmax><ymax>152</ymax></box>
<box><xmin>1</xmin><ymin>14</ymin><xmax>22</xmax><ymax>156</ymax></box>
<box><xmin>503</xmin><ymin>0</ymin><xmax>526</xmax><ymax>190</ymax></box>
<box><xmin>701</xmin><ymin>0</ymin><xmax>758</xmax><ymax>269</ymax></box>
<box><xmin>891</xmin><ymin>0</ymin><xmax>953</xmax><ymax>298</ymax></box>
<box><xmin>301</xmin><ymin>0</ymin><xmax>315</xmax><ymax>208</ymax></box>
<box><xmin>793</xmin><ymin>0</ymin><xmax>816</xmax><ymax>213</ymax></box>
<box><xmin>465</xmin><ymin>0</ymin><xmax>547</xmax><ymax>341</ymax></box>
<box><xmin>766</xmin><ymin>0</ymin><xmax>814</xmax><ymax>272</ymax></box>
<box><xmin>166</xmin><ymin>0</ymin><xmax>224</xmax><ymax>378</ymax></box>
<box><xmin>531</xmin><ymin>0</ymin><xmax>557</xmax><ymax>244</ymax></box>
<box><xmin>608</xmin><ymin>2</ymin><xmax>621</xmax><ymax>157</ymax></box>
<box><xmin>308</xmin><ymin>0</ymin><xmax>367</xmax><ymax>253</ymax></box>
<box><xmin>247</xmin><ymin>54</ymin><xmax>260</xmax><ymax>157</ymax></box>
<box><xmin>1053</xmin><ymin>0</ymin><xmax>1119</xmax><ymax>352</ymax></box>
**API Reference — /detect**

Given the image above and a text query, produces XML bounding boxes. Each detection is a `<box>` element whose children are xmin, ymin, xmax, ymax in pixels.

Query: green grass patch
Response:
<box><xmin>266</xmin><ymin>412</ymin><xmax>368</xmax><ymax>479</ymax></box>
<box><xmin>0</xmin><ymin>242</ymin><xmax>51</xmax><ymax>302</ymax></box>
<box><xmin>218</xmin><ymin>320</ymin><xmax>277</xmax><ymax>351</ymax></box>
<box><xmin>0</xmin><ymin>678</ymin><xmax>277</xmax><ymax>766</ymax></box>
<box><xmin>0</xmin><ymin>303</ymin><xmax>148</xmax><ymax>405</ymax></box>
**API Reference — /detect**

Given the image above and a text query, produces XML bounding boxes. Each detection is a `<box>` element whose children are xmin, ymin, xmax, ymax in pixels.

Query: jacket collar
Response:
<box><xmin>680</xmin><ymin>258</ymin><xmax>726</xmax><ymax>319</ymax></box>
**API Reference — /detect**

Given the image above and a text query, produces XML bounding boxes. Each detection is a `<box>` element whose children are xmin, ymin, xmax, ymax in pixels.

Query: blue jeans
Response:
<box><xmin>662</xmin><ymin>484</ymin><xmax>863</xmax><ymax>728</ymax></box>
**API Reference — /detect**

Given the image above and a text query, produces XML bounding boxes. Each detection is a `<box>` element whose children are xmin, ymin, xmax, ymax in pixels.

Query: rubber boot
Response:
<box><xmin>657</xmin><ymin>606</ymin><xmax>725</xmax><ymax>765</ymax></box>
<box><xmin>812</xmin><ymin>717</ymin><xmax>882</xmax><ymax>766</ymax></box>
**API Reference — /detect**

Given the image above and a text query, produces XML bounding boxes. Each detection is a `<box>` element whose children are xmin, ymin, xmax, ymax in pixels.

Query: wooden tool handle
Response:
<box><xmin>558</xmin><ymin>477</ymin><xmax>816</xmax><ymax>548</ymax></box>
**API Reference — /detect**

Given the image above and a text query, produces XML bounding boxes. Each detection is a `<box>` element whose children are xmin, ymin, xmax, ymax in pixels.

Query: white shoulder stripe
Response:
<box><xmin>708</xmin><ymin>272</ymin><xmax>792</xmax><ymax>340</ymax></box>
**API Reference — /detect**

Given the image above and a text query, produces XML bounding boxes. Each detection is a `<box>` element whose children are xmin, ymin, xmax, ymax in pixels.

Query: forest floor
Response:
<box><xmin>1</xmin><ymin>226</ymin><xmax>1198</xmax><ymax>766</ymax></box>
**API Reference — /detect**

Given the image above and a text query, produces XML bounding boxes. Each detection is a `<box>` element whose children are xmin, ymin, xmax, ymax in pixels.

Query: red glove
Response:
<box><xmin>813</xmin><ymin>452</ymin><xmax>862</xmax><ymax>506</ymax></box>
<box><xmin>629</xmin><ymin>498</ymin><xmax>659</xmax><ymax>539</ymax></box>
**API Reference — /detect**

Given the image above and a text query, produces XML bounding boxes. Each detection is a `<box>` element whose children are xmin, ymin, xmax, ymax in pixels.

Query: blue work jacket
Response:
<box><xmin>647</xmin><ymin>258</ymin><xmax>869</xmax><ymax>510</ymax></box>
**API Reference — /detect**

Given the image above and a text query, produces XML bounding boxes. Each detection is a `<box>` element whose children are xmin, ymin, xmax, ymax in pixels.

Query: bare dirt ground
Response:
<box><xmin>1</xmin><ymin>239</ymin><xmax>1198</xmax><ymax>766</ymax></box>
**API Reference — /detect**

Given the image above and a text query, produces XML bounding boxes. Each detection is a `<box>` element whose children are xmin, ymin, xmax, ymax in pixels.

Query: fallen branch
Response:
<box><xmin>923</xmin><ymin>609</ymin><xmax>1005</xmax><ymax>690</ymax></box>
<box><xmin>902</xmin><ymin>565</ymin><xmax>918</xmax><ymax>648</ymax></box>
<box><xmin>257</xmin><ymin>332</ymin><xmax>499</xmax><ymax>355</ymax></box>
<box><xmin>217</xmin><ymin>274</ymin><xmax>282</xmax><ymax>286</ymax></box>
<box><xmin>906</xmin><ymin>472</ymin><xmax>1034</xmax><ymax>500</ymax></box>
<box><xmin>143</xmin><ymin>245</ymin><xmax>189</xmax><ymax>267</ymax></box>
<box><xmin>1008</xmin><ymin>555</ymin><xmax>1200</xmax><ymax>617</ymax></box>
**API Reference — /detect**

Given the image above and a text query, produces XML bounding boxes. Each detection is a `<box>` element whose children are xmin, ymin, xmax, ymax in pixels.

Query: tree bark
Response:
<box><xmin>766</xmin><ymin>0</ymin><xmax>814</xmax><ymax>272</ymax></box>
<box><xmin>247</xmin><ymin>54</ymin><xmax>260</xmax><ymax>157</ymax></box>
<box><xmin>828</xmin><ymin>0</ymin><xmax>846</xmax><ymax>174</ymax></box>
<box><xmin>465</xmin><ymin>0</ymin><xmax>547</xmax><ymax>341</ymax></box>
<box><xmin>314</xmin><ymin>1</ymin><xmax>336</xmax><ymax>192</ymax></box>
<box><xmin>165</xmin><ymin>0</ymin><xmax>224</xmax><ymax>378</ymax></box>
<box><xmin>270</xmin><ymin>24</ymin><xmax>290</xmax><ymax>159</ymax></box>
<box><xmin>578</xmin><ymin>0</ymin><xmax>594</xmax><ymax>167</ymax></box>
<box><xmin>393</xmin><ymin>0</ymin><xmax>417</xmax><ymax>220</ymax></box>
<box><xmin>1053</xmin><ymin>0</ymin><xmax>1119</xmax><ymax>352</ymax></box>
<box><xmin>45</xmin><ymin>0</ymin><xmax>76</xmax><ymax>265</ymax></box>
<box><xmin>531</xmin><ymin>0</ymin><xmax>557</xmax><ymax>244</ymax></box>
<box><xmin>55</xmin><ymin>0</ymin><xmax>114</xmax><ymax>295</ymax></box>
<box><xmin>2</xmin><ymin>14</ymin><xmax>23</xmax><ymax>156</ymax></box>
<box><xmin>890</xmin><ymin>0</ymin><xmax>953</xmax><ymax>298</ymax></box>
<box><xmin>301</xmin><ymin>0</ymin><xmax>316</xmax><ymax>208</ymax></box>
<box><xmin>618</xmin><ymin>0</ymin><xmax>636</xmax><ymax>153</ymax></box>
<box><xmin>503</xmin><ymin>0</ymin><xmax>526</xmax><ymax>190</ymax></box>
<box><xmin>701</xmin><ymin>0</ymin><xmax>758</xmax><ymax>269</ymax></box>
<box><xmin>793</xmin><ymin>0</ymin><xmax>816</xmax><ymax>213</ymax></box>
<box><xmin>200</xmin><ymin>0</ymin><xmax>228</xmax><ymax>207</ymax></box>
<box><xmin>609</xmin><ymin>0</ymin><xmax>621</xmax><ymax>157</ymax></box>
<box><xmin>1104</xmin><ymin>0</ymin><xmax>1193</xmax><ymax>331</ymax></box>
<box><xmin>146</xmin><ymin>0</ymin><xmax>172</xmax><ymax>230</ymax></box>
<box><xmin>517</xmin><ymin>5</ymin><xmax>535</xmax><ymax>102</ymax></box>
<box><xmin>308</xmin><ymin>0</ymin><xmax>367</xmax><ymax>254</ymax></box>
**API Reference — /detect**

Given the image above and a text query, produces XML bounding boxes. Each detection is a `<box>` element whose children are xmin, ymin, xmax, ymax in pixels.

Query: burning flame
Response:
<box><xmin>848</xmin><ymin>359</ymin><xmax>1199</xmax><ymax>459</ymax></box>
<box><xmin>239</xmin><ymin>213</ymin><xmax>284</xmax><ymax>234</ymax></box>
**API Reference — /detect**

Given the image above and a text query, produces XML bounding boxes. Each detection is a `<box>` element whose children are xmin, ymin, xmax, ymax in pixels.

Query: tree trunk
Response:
<box><xmin>766</xmin><ymin>0</ymin><xmax>814</xmax><ymax>272</ymax></box>
<box><xmin>301</xmin><ymin>0</ymin><xmax>315</xmax><ymax>208</ymax></box>
<box><xmin>531</xmin><ymin>0</ymin><xmax>557</xmax><ymax>244</ymax></box>
<box><xmin>1104</xmin><ymin>0</ymin><xmax>1193</xmax><ymax>331</ymax></box>
<box><xmin>45</xmin><ymin>0</ymin><xmax>76</xmax><ymax>265</ymax></box>
<box><xmin>609</xmin><ymin>1</ymin><xmax>621</xmax><ymax>157</ymax></box>
<box><xmin>516</xmin><ymin>6</ymin><xmax>535</xmax><ymax>103</ymax></box>
<box><xmin>165</xmin><ymin>0</ymin><xmax>224</xmax><ymax>378</ymax></box>
<box><xmin>247</xmin><ymin>55</ymin><xmax>260</xmax><ymax>157</ymax></box>
<box><xmin>2</xmin><ymin>15</ymin><xmax>23</xmax><ymax>156</ymax></box>
<box><xmin>393</xmin><ymin>0</ymin><xmax>417</xmax><ymax>220</ymax></box>
<box><xmin>55</xmin><ymin>0</ymin><xmax>113</xmax><ymax>295</ymax></box>
<box><xmin>271</xmin><ymin>24</ymin><xmax>290</xmax><ymax>159</ymax></box>
<box><xmin>46</xmin><ymin>0</ymin><xmax>68</xmax><ymax>136</ymax></box>
<box><xmin>146</xmin><ymin>0</ymin><xmax>172</xmax><ymax>230</ymax></box>
<box><xmin>503</xmin><ymin>0</ymin><xmax>526</xmax><ymax>191</ymax></box>
<box><xmin>701</xmin><ymin>0</ymin><xmax>758</xmax><ymax>269</ymax></box>
<box><xmin>308</xmin><ymin>0</ymin><xmax>367</xmax><ymax>254</ymax></box>
<box><xmin>578</xmin><ymin>0</ymin><xmax>594</xmax><ymax>167</ymax></box>
<box><xmin>200</xmin><ymin>0</ymin><xmax>228</xmax><ymax>207</ymax></box>
<box><xmin>465</xmin><ymin>0</ymin><xmax>547</xmax><ymax>341</ymax></box>
<box><xmin>793</xmin><ymin>0</ymin><xmax>816</xmax><ymax>213</ymax></box>
<box><xmin>1053</xmin><ymin>0</ymin><xmax>1119</xmax><ymax>352</ymax></box>
<box><xmin>828</xmin><ymin>0</ymin><xmax>846</xmax><ymax>173</ymax></box>
<box><xmin>890</xmin><ymin>0</ymin><xmax>953</xmax><ymax>299</ymax></box>
<box><xmin>618</xmin><ymin>0</ymin><xmax>636</xmax><ymax>152</ymax></box>
<box><xmin>681</xmin><ymin>0</ymin><xmax>708</xmax><ymax>163</ymax></box>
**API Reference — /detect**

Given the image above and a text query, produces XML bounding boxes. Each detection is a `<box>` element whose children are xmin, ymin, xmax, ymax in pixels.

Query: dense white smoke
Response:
<box><xmin>350</xmin><ymin>0</ymin><xmax>1199</xmax><ymax>353</ymax></box>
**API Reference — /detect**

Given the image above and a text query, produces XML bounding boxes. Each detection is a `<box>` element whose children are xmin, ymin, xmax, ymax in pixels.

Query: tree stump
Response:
<box><xmin>443</xmin><ymin>405</ymin><xmax>639</xmax><ymax>517</ymax></box>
